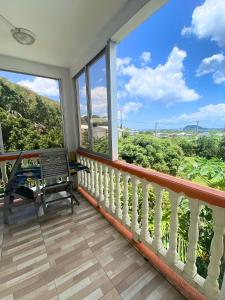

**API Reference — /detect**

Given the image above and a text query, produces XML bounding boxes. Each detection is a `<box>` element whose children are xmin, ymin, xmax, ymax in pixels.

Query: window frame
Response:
<box><xmin>75</xmin><ymin>44</ymin><xmax>117</xmax><ymax>160</ymax></box>
<box><xmin>0</xmin><ymin>68</ymin><xmax>65</xmax><ymax>151</ymax></box>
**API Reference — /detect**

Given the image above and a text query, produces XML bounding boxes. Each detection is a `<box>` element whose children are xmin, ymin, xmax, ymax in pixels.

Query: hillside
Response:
<box><xmin>183</xmin><ymin>125</ymin><xmax>207</xmax><ymax>132</ymax></box>
<box><xmin>0</xmin><ymin>77</ymin><xmax>63</xmax><ymax>152</ymax></box>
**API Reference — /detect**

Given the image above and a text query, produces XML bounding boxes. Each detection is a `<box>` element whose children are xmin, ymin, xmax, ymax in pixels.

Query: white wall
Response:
<box><xmin>0</xmin><ymin>55</ymin><xmax>78</xmax><ymax>152</ymax></box>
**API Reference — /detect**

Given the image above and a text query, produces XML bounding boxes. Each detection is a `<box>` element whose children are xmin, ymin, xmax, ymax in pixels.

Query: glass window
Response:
<box><xmin>89</xmin><ymin>54</ymin><xmax>109</xmax><ymax>154</ymax></box>
<box><xmin>77</xmin><ymin>72</ymin><xmax>90</xmax><ymax>149</ymax></box>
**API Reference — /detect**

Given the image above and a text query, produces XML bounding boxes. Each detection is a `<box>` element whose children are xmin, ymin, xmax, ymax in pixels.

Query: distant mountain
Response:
<box><xmin>183</xmin><ymin>125</ymin><xmax>207</xmax><ymax>132</ymax></box>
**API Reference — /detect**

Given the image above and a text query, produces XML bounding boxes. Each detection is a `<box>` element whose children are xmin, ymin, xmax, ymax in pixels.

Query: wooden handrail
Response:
<box><xmin>77</xmin><ymin>149</ymin><xmax>225</xmax><ymax>208</ymax></box>
<box><xmin>0</xmin><ymin>152</ymin><xmax>39</xmax><ymax>162</ymax></box>
<box><xmin>0</xmin><ymin>148</ymin><xmax>65</xmax><ymax>162</ymax></box>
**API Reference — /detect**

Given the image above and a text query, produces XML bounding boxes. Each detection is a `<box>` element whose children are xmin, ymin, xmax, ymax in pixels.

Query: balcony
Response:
<box><xmin>0</xmin><ymin>0</ymin><xmax>225</xmax><ymax>299</ymax></box>
<box><xmin>0</xmin><ymin>190</ymin><xmax>186</xmax><ymax>300</ymax></box>
<box><xmin>0</xmin><ymin>150</ymin><xmax>225</xmax><ymax>300</ymax></box>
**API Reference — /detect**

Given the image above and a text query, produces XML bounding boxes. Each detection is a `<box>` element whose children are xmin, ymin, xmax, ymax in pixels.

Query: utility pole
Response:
<box><xmin>118</xmin><ymin>109</ymin><xmax>123</xmax><ymax>129</ymax></box>
<box><xmin>196</xmin><ymin>120</ymin><xmax>199</xmax><ymax>135</ymax></box>
<box><xmin>154</xmin><ymin>122</ymin><xmax>158</xmax><ymax>137</ymax></box>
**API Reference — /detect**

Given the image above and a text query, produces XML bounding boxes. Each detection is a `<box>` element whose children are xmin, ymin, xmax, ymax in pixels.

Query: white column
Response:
<box><xmin>183</xmin><ymin>199</ymin><xmax>202</xmax><ymax>279</ymax></box>
<box><xmin>106</xmin><ymin>40</ymin><xmax>118</xmax><ymax>161</ymax></box>
<box><xmin>166</xmin><ymin>191</ymin><xmax>181</xmax><ymax>266</ymax></box>
<box><xmin>204</xmin><ymin>206</ymin><xmax>225</xmax><ymax>300</ymax></box>
<box><xmin>131</xmin><ymin>175</ymin><xmax>140</xmax><ymax>237</ymax></box>
<box><xmin>152</xmin><ymin>183</ymin><xmax>164</xmax><ymax>252</ymax></box>
<box><xmin>122</xmin><ymin>172</ymin><xmax>131</xmax><ymax>227</ymax></box>
<box><xmin>109</xmin><ymin>167</ymin><xmax>115</xmax><ymax>213</ymax></box>
<box><xmin>140</xmin><ymin>179</ymin><xmax>151</xmax><ymax>244</ymax></box>
<box><xmin>115</xmin><ymin>169</ymin><xmax>122</xmax><ymax>220</ymax></box>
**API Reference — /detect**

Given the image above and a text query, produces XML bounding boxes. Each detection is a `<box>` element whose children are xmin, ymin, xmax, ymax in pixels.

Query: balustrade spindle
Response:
<box><xmin>140</xmin><ymin>179</ymin><xmax>151</xmax><ymax>244</ymax></box>
<box><xmin>104</xmin><ymin>165</ymin><xmax>109</xmax><ymax>208</ymax></box>
<box><xmin>90</xmin><ymin>160</ymin><xmax>95</xmax><ymax>195</ymax></box>
<box><xmin>94</xmin><ymin>161</ymin><xmax>99</xmax><ymax>199</ymax></box>
<box><xmin>152</xmin><ymin>184</ymin><xmax>164</xmax><ymax>252</ymax></box>
<box><xmin>80</xmin><ymin>156</ymin><xmax>84</xmax><ymax>187</ymax></box>
<box><xmin>99</xmin><ymin>164</ymin><xmax>104</xmax><ymax>203</ymax></box>
<box><xmin>87</xmin><ymin>159</ymin><xmax>91</xmax><ymax>192</ymax></box>
<box><xmin>183</xmin><ymin>199</ymin><xmax>202</xmax><ymax>279</ymax></box>
<box><xmin>0</xmin><ymin>162</ymin><xmax>8</xmax><ymax>185</ymax></box>
<box><xmin>166</xmin><ymin>191</ymin><xmax>182</xmax><ymax>266</ymax></box>
<box><xmin>131</xmin><ymin>176</ymin><xmax>140</xmax><ymax>238</ymax></box>
<box><xmin>204</xmin><ymin>206</ymin><xmax>225</xmax><ymax>300</ymax></box>
<box><xmin>84</xmin><ymin>158</ymin><xmax>88</xmax><ymax>189</ymax></box>
<box><xmin>109</xmin><ymin>168</ymin><xmax>115</xmax><ymax>214</ymax></box>
<box><xmin>122</xmin><ymin>173</ymin><xmax>131</xmax><ymax>227</ymax></box>
<box><xmin>115</xmin><ymin>169</ymin><xmax>122</xmax><ymax>220</ymax></box>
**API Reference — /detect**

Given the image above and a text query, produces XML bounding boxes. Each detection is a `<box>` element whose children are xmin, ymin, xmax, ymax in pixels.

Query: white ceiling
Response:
<box><xmin>0</xmin><ymin>0</ymin><xmax>166</xmax><ymax>74</ymax></box>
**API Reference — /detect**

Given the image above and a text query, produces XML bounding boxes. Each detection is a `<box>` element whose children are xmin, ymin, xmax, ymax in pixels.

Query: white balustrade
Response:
<box><xmin>140</xmin><ymin>179</ymin><xmax>151</xmax><ymax>244</ymax></box>
<box><xmin>204</xmin><ymin>206</ymin><xmax>225</xmax><ymax>300</ymax></box>
<box><xmin>90</xmin><ymin>160</ymin><xmax>95</xmax><ymax>195</ymax></box>
<box><xmin>122</xmin><ymin>172</ymin><xmax>131</xmax><ymax>227</ymax></box>
<box><xmin>115</xmin><ymin>169</ymin><xmax>122</xmax><ymax>220</ymax></box>
<box><xmin>131</xmin><ymin>175</ymin><xmax>140</xmax><ymax>238</ymax></box>
<box><xmin>94</xmin><ymin>161</ymin><xmax>99</xmax><ymax>199</ymax></box>
<box><xmin>109</xmin><ymin>167</ymin><xmax>115</xmax><ymax>214</ymax></box>
<box><xmin>104</xmin><ymin>165</ymin><xmax>109</xmax><ymax>209</ymax></box>
<box><xmin>78</xmin><ymin>154</ymin><xmax>225</xmax><ymax>300</ymax></box>
<box><xmin>99</xmin><ymin>164</ymin><xmax>104</xmax><ymax>203</ymax></box>
<box><xmin>183</xmin><ymin>199</ymin><xmax>202</xmax><ymax>279</ymax></box>
<box><xmin>152</xmin><ymin>183</ymin><xmax>164</xmax><ymax>252</ymax></box>
<box><xmin>0</xmin><ymin>161</ymin><xmax>8</xmax><ymax>185</ymax></box>
<box><xmin>166</xmin><ymin>190</ymin><xmax>182</xmax><ymax>266</ymax></box>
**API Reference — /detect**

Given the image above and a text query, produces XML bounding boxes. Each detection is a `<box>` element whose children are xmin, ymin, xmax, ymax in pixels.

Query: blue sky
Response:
<box><xmin>1</xmin><ymin>0</ymin><xmax>225</xmax><ymax>130</ymax></box>
<box><xmin>117</xmin><ymin>0</ymin><xmax>225</xmax><ymax>129</ymax></box>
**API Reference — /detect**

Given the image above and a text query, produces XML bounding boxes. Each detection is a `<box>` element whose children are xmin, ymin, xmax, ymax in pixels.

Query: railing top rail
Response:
<box><xmin>77</xmin><ymin>149</ymin><xmax>225</xmax><ymax>208</ymax></box>
<box><xmin>0</xmin><ymin>148</ymin><xmax>65</xmax><ymax>162</ymax></box>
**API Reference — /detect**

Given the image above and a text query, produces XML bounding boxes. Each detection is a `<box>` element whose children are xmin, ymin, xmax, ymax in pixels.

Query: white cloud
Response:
<box><xmin>163</xmin><ymin>103</ymin><xmax>225</xmax><ymax>124</ymax></box>
<box><xmin>118</xmin><ymin>46</ymin><xmax>200</xmax><ymax>103</ymax></box>
<box><xmin>118</xmin><ymin>101</ymin><xmax>143</xmax><ymax>119</ymax></box>
<box><xmin>181</xmin><ymin>0</ymin><xmax>225</xmax><ymax>47</ymax></box>
<box><xmin>18</xmin><ymin>77</ymin><xmax>59</xmax><ymax>97</ymax></box>
<box><xmin>196</xmin><ymin>53</ymin><xmax>225</xmax><ymax>84</ymax></box>
<box><xmin>116</xmin><ymin>57</ymin><xmax>131</xmax><ymax>74</ymax></box>
<box><xmin>140</xmin><ymin>51</ymin><xmax>151</xmax><ymax>64</ymax></box>
<box><xmin>91</xmin><ymin>86</ymin><xmax>107</xmax><ymax>116</ymax></box>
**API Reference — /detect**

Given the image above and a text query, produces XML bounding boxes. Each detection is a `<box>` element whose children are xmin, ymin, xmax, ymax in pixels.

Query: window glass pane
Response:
<box><xmin>77</xmin><ymin>72</ymin><xmax>90</xmax><ymax>148</ymax></box>
<box><xmin>89</xmin><ymin>54</ymin><xmax>109</xmax><ymax>154</ymax></box>
<box><xmin>0</xmin><ymin>70</ymin><xmax>63</xmax><ymax>152</ymax></box>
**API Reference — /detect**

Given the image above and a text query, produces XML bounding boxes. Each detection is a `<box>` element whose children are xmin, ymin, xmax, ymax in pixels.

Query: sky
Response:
<box><xmin>117</xmin><ymin>0</ymin><xmax>225</xmax><ymax>130</ymax></box>
<box><xmin>0</xmin><ymin>70</ymin><xmax>60</xmax><ymax>101</ymax></box>
<box><xmin>1</xmin><ymin>0</ymin><xmax>225</xmax><ymax>130</ymax></box>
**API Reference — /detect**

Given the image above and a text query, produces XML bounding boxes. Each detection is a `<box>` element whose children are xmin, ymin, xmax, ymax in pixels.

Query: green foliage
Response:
<box><xmin>118</xmin><ymin>134</ymin><xmax>184</xmax><ymax>175</ymax></box>
<box><xmin>195</xmin><ymin>136</ymin><xmax>219</xmax><ymax>159</ymax></box>
<box><xmin>0</xmin><ymin>77</ymin><xmax>63</xmax><ymax>151</ymax></box>
<box><xmin>218</xmin><ymin>136</ymin><xmax>225</xmax><ymax>162</ymax></box>
<box><xmin>178</xmin><ymin>157</ymin><xmax>225</xmax><ymax>190</ymax></box>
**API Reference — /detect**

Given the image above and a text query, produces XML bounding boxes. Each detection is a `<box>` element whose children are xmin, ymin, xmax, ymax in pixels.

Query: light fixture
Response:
<box><xmin>0</xmin><ymin>14</ymin><xmax>36</xmax><ymax>45</ymax></box>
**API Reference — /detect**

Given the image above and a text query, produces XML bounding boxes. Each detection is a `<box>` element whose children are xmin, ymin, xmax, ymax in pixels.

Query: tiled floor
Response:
<box><xmin>0</xmin><ymin>194</ymin><xmax>186</xmax><ymax>300</ymax></box>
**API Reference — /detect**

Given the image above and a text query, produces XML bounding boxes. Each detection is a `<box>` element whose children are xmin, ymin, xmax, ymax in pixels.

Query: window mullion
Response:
<box><xmin>85</xmin><ymin>66</ymin><xmax>93</xmax><ymax>150</ymax></box>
